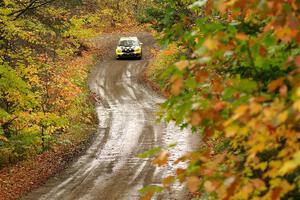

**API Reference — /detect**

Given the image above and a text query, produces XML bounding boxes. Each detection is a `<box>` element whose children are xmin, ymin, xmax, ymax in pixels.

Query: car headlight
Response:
<box><xmin>134</xmin><ymin>47</ymin><xmax>141</xmax><ymax>53</ymax></box>
<box><xmin>116</xmin><ymin>48</ymin><xmax>122</xmax><ymax>54</ymax></box>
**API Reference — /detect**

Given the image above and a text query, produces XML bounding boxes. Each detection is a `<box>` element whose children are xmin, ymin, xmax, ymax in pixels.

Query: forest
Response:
<box><xmin>0</xmin><ymin>0</ymin><xmax>149</xmax><ymax>166</ymax></box>
<box><xmin>0</xmin><ymin>0</ymin><xmax>100</xmax><ymax>166</ymax></box>
<box><xmin>1</xmin><ymin>0</ymin><xmax>300</xmax><ymax>200</ymax></box>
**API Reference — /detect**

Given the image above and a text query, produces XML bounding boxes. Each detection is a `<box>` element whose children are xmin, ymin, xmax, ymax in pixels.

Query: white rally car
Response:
<box><xmin>115</xmin><ymin>37</ymin><xmax>143</xmax><ymax>59</ymax></box>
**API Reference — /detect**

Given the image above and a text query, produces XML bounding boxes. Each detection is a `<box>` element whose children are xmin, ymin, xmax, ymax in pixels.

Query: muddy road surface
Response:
<box><xmin>23</xmin><ymin>32</ymin><xmax>199</xmax><ymax>200</ymax></box>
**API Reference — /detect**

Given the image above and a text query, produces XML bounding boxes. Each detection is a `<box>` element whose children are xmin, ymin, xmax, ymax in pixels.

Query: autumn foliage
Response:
<box><xmin>142</xmin><ymin>0</ymin><xmax>300</xmax><ymax>199</ymax></box>
<box><xmin>0</xmin><ymin>0</ymin><xmax>101</xmax><ymax>166</ymax></box>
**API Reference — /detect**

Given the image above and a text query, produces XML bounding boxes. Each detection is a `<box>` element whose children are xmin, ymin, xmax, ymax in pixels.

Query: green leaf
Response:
<box><xmin>138</xmin><ymin>147</ymin><xmax>162</xmax><ymax>158</ymax></box>
<box><xmin>139</xmin><ymin>185</ymin><xmax>164</xmax><ymax>194</ymax></box>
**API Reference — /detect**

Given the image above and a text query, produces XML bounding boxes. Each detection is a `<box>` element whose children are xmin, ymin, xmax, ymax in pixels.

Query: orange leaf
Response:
<box><xmin>259</xmin><ymin>45</ymin><xmax>267</xmax><ymax>56</ymax></box>
<box><xmin>203</xmin><ymin>38</ymin><xmax>219</xmax><ymax>50</ymax></box>
<box><xmin>295</xmin><ymin>56</ymin><xmax>300</xmax><ymax>67</ymax></box>
<box><xmin>196</xmin><ymin>70</ymin><xmax>209</xmax><ymax>83</ymax></box>
<box><xmin>205</xmin><ymin>0</ymin><xmax>213</xmax><ymax>15</ymax></box>
<box><xmin>140</xmin><ymin>192</ymin><xmax>153</xmax><ymax>200</ymax></box>
<box><xmin>252</xmin><ymin>179</ymin><xmax>265</xmax><ymax>189</ymax></box>
<box><xmin>163</xmin><ymin>49</ymin><xmax>176</xmax><ymax>56</ymax></box>
<box><xmin>212</xmin><ymin>78</ymin><xmax>223</xmax><ymax>93</ymax></box>
<box><xmin>279</xmin><ymin>85</ymin><xmax>288</xmax><ymax>97</ymax></box>
<box><xmin>152</xmin><ymin>150</ymin><xmax>169</xmax><ymax>166</ymax></box>
<box><xmin>234</xmin><ymin>104</ymin><xmax>248</xmax><ymax>118</ymax></box>
<box><xmin>162</xmin><ymin>176</ymin><xmax>175</xmax><ymax>188</ymax></box>
<box><xmin>214</xmin><ymin>101</ymin><xmax>226</xmax><ymax>112</ymax></box>
<box><xmin>268</xmin><ymin>78</ymin><xmax>285</xmax><ymax>92</ymax></box>
<box><xmin>201</xmin><ymin>168</ymin><xmax>214</xmax><ymax>176</ymax></box>
<box><xmin>235</xmin><ymin>33</ymin><xmax>248</xmax><ymax>41</ymax></box>
<box><xmin>224</xmin><ymin>177</ymin><xmax>239</xmax><ymax>199</ymax></box>
<box><xmin>170</xmin><ymin>78</ymin><xmax>183</xmax><ymax>96</ymax></box>
<box><xmin>187</xmin><ymin>176</ymin><xmax>200</xmax><ymax>193</ymax></box>
<box><xmin>204</xmin><ymin>180</ymin><xmax>219</xmax><ymax>193</ymax></box>
<box><xmin>203</xmin><ymin>127</ymin><xmax>214</xmax><ymax>141</ymax></box>
<box><xmin>271</xmin><ymin>187</ymin><xmax>282</xmax><ymax>200</ymax></box>
<box><xmin>254</xmin><ymin>96</ymin><xmax>267</xmax><ymax>103</ymax></box>
<box><xmin>176</xmin><ymin>168</ymin><xmax>186</xmax><ymax>183</ymax></box>
<box><xmin>174</xmin><ymin>155</ymin><xmax>188</xmax><ymax>164</ymax></box>
<box><xmin>190</xmin><ymin>111</ymin><xmax>203</xmax><ymax>126</ymax></box>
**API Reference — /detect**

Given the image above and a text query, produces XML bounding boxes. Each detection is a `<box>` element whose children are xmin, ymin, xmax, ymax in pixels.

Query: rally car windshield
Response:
<box><xmin>119</xmin><ymin>40</ymin><xmax>138</xmax><ymax>47</ymax></box>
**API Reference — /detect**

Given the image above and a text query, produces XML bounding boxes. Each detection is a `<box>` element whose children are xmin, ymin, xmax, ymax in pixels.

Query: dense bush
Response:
<box><xmin>142</xmin><ymin>0</ymin><xmax>300</xmax><ymax>199</ymax></box>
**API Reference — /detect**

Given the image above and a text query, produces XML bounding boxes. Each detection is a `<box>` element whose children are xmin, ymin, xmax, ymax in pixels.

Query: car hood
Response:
<box><xmin>118</xmin><ymin>46</ymin><xmax>137</xmax><ymax>49</ymax></box>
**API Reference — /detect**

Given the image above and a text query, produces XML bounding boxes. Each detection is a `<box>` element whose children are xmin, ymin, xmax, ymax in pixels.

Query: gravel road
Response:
<box><xmin>23</xmin><ymin>32</ymin><xmax>199</xmax><ymax>200</ymax></box>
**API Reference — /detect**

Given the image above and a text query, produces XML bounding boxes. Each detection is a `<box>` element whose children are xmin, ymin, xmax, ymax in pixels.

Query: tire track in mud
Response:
<box><xmin>23</xmin><ymin>33</ymin><xmax>200</xmax><ymax>200</ymax></box>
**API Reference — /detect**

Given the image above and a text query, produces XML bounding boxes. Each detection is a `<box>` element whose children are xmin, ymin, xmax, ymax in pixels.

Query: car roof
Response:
<box><xmin>119</xmin><ymin>37</ymin><xmax>138</xmax><ymax>41</ymax></box>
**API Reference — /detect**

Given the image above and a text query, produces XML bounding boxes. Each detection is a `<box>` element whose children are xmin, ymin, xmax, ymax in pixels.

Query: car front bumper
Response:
<box><xmin>116</xmin><ymin>49</ymin><xmax>142</xmax><ymax>58</ymax></box>
<box><xmin>116</xmin><ymin>52</ymin><xmax>141</xmax><ymax>58</ymax></box>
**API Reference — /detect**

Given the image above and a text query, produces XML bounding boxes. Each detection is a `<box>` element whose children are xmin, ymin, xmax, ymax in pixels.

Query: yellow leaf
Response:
<box><xmin>0</xmin><ymin>135</ymin><xmax>8</xmax><ymax>142</ymax></box>
<box><xmin>250</xmin><ymin>143</ymin><xmax>265</xmax><ymax>156</ymax></box>
<box><xmin>175</xmin><ymin>60</ymin><xmax>189</xmax><ymax>71</ymax></box>
<box><xmin>249</xmin><ymin>102</ymin><xmax>262</xmax><ymax>115</ymax></box>
<box><xmin>293</xmin><ymin>100</ymin><xmax>300</xmax><ymax>112</ymax></box>
<box><xmin>296</xmin><ymin>87</ymin><xmax>300</xmax><ymax>97</ymax></box>
<box><xmin>279</xmin><ymin>151</ymin><xmax>300</xmax><ymax>175</ymax></box>
<box><xmin>256</xmin><ymin>162</ymin><xmax>268</xmax><ymax>171</ymax></box>
<box><xmin>279</xmin><ymin>161</ymin><xmax>297</xmax><ymax>176</ymax></box>
<box><xmin>233</xmin><ymin>105</ymin><xmax>248</xmax><ymax>120</ymax></box>
<box><xmin>227</xmin><ymin>0</ymin><xmax>239</xmax><ymax>6</ymax></box>
<box><xmin>203</xmin><ymin>38</ymin><xmax>219</xmax><ymax>50</ymax></box>
<box><xmin>277</xmin><ymin>111</ymin><xmax>288</xmax><ymax>124</ymax></box>
<box><xmin>225</xmin><ymin>124</ymin><xmax>239</xmax><ymax>137</ymax></box>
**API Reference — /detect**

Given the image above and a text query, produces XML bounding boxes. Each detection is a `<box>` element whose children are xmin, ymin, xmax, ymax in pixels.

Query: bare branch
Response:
<box><xmin>9</xmin><ymin>0</ymin><xmax>57</xmax><ymax>20</ymax></box>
